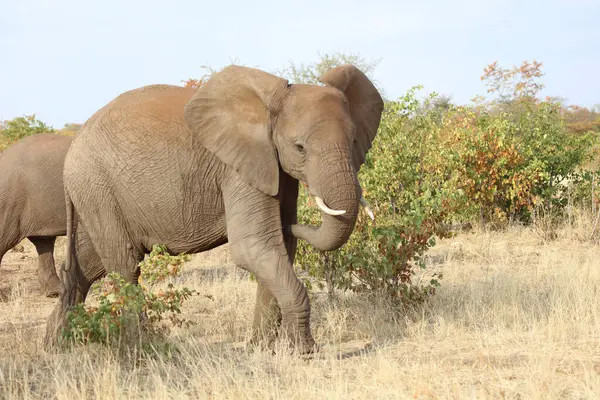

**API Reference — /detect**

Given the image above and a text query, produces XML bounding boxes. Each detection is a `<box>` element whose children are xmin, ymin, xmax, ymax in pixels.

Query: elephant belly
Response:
<box><xmin>136</xmin><ymin>206</ymin><xmax>229</xmax><ymax>256</ymax></box>
<box><xmin>21</xmin><ymin>196</ymin><xmax>66</xmax><ymax>237</ymax></box>
<box><xmin>144</xmin><ymin>216</ymin><xmax>227</xmax><ymax>254</ymax></box>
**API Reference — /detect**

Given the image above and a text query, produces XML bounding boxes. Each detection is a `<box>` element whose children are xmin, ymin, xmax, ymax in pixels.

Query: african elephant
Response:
<box><xmin>0</xmin><ymin>133</ymin><xmax>71</xmax><ymax>297</ymax></box>
<box><xmin>45</xmin><ymin>64</ymin><xmax>383</xmax><ymax>353</ymax></box>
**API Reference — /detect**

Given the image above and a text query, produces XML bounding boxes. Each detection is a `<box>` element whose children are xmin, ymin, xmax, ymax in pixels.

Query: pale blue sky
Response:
<box><xmin>1</xmin><ymin>0</ymin><xmax>599</xmax><ymax>127</ymax></box>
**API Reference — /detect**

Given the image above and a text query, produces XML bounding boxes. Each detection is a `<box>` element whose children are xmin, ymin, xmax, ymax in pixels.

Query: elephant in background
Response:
<box><xmin>0</xmin><ymin>133</ymin><xmax>71</xmax><ymax>297</ymax></box>
<box><xmin>45</xmin><ymin>64</ymin><xmax>383</xmax><ymax>353</ymax></box>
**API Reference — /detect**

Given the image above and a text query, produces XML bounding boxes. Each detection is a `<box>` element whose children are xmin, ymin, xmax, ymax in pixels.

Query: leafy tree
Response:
<box><xmin>481</xmin><ymin>60</ymin><xmax>545</xmax><ymax>104</ymax></box>
<box><xmin>181</xmin><ymin>59</ymin><xmax>247</xmax><ymax>89</ymax></box>
<box><xmin>0</xmin><ymin>114</ymin><xmax>55</xmax><ymax>151</ymax></box>
<box><xmin>277</xmin><ymin>51</ymin><xmax>383</xmax><ymax>94</ymax></box>
<box><xmin>58</xmin><ymin>123</ymin><xmax>83</xmax><ymax>136</ymax></box>
<box><xmin>181</xmin><ymin>78</ymin><xmax>207</xmax><ymax>89</ymax></box>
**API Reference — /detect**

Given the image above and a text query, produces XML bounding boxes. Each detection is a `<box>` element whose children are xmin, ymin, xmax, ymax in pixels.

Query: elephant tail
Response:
<box><xmin>61</xmin><ymin>187</ymin><xmax>78</xmax><ymax>290</ymax></box>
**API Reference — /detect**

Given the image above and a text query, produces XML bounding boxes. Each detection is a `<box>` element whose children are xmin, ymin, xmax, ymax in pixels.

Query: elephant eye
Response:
<box><xmin>295</xmin><ymin>143</ymin><xmax>306</xmax><ymax>153</ymax></box>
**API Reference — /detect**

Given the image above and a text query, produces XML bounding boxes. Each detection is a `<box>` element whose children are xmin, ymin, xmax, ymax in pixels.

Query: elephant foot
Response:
<box><xmin>248</xmin><ymin>327</ymin><xmax>317</xmax><ymax>355</ymax></box>
<box><xmin>248</xmin><ymin>336</ymin><xmax>276</xmax><ymax>355</ymax></box>
<box><xmin>249</xmin><ymin>328</ymin><xmax>278</xmax><ymax>354</ymax></box>
<box><xmin>292</xmin><ymin>336</ymin><xmax>318</xmax><ymax>355</ymax></box>
<box><xmin>41</xmin><ymin>274</ymin><xmax>61</xmax><ymax>298</ymax></box>
<box><xmin>39</xmin><ymin>272</ymin><xmax>61</xmax><ymax>298</ymax></box>
<box><xmin>248</xmin><ymin>337</ymin><xmax>317</xmax><ymax>356</ymax></box>
<box><xmin>280</xmin><ymin>323</ymin><xmax>318</xmax><ymax>355</ymax></box>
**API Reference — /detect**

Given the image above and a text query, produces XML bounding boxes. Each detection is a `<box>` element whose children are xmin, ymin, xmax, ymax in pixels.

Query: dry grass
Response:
<box><xmin>1</xmin><ymin>220</ymin><xmax>599</xmax><ymax>399</ymax></box>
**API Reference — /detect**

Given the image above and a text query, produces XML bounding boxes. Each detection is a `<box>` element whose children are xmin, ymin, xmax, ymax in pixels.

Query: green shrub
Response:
<box><xmin>61</xmin><ymin>245</ymin><xmax>194</xmax><ymax>347</ymax></box>
<box><xmin>518</xmin><ymin>100</ymin><xmax>594</xmax><ymax>209</ymax></box>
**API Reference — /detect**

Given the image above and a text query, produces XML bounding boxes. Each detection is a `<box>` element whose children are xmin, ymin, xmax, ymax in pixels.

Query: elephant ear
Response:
<box><xmin>318</xmin><ymin>64</ymin><xmax>384</xmax><ymax>173</ymax></box>
<box><xmin>184</xmin><ymin>65</ymin><xmax>289</xmax><ymax>196</ymax></box>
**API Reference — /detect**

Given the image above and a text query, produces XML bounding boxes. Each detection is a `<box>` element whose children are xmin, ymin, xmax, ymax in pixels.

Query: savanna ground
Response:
<box><xmin>0</xmin><ymin>216</ymin><xmax>599</xmax><ymax>399</ymax></box>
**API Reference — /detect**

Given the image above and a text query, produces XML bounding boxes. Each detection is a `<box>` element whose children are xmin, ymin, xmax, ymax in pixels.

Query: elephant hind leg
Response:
<box><xmin>64</xmin><ymin>196</ymin><xmax>143</xmax><ymax>284</ymax></box>
<box><xmin>44</xmin><ymin>194</ymin><xmax>108</xmax><ymax>349</ymax></box>
<box><xmin>44</xmin><ymin>219</ymin><xmax>108</xmax><ymax>348</ymax></box>
<box><xmin>29</xmin><ymin>236</ymin><xmax>60</xmax><ymax>298</ymax></box>
<box><xmin>51</xmin><ymin>223</ymin><xmax>106</xmax><ymax>305</ymax></box>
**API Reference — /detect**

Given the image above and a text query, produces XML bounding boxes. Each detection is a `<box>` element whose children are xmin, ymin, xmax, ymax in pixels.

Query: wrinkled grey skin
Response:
<box><xmin>44</xmin><ymin>64</ymin><xmax>383</xmax><ymax>353</ymax></box>
<box><xmin>0</xmin><ymin>134</ymin><xmax>71</xmax><ymax>297</ymax></box>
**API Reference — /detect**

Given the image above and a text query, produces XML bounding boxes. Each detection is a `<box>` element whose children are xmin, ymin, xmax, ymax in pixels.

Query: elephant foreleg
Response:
<box><xmin>251</xmin><ymin>174</ymin><xmax>299</xmax><ymax>347</ymax></box>
<box><xmin>224</xmin><ymin>177</ymin><xmax>315</xmax><ymax>354</ymax></box>
<box><xmin>29</xmin><ymin>236</ymin><xmax>61</xmax><ymax>298</ymax></box>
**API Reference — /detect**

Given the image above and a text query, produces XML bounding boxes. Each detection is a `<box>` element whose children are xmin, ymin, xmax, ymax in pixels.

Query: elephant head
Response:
<box><xmin>183</xmin><ymin>64</ymin><xmax>383</xmax><ymax>251</ymax></box>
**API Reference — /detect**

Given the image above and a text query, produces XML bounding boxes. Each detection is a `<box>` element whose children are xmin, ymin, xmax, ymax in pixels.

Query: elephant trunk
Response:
<box><xmin>291</xmin><ymin>148</ymin><xmax>361</xmax><ymax>252</ymax></box>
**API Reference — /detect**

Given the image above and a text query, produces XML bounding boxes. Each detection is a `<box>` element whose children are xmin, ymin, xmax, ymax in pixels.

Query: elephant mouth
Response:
<box><xmin>308</xmin><ymin>185</ymin><xmax>375</xmax><ymax>221</ymax></box>
<box><xmin>315</xmin><ymin>196</ymin><xmax>346</xmax><ymax>215</ymax></box>
<box><xmin>291</xmin><ymin>180</ymin><xmax>375</xmax><ymax>251</ymax></box>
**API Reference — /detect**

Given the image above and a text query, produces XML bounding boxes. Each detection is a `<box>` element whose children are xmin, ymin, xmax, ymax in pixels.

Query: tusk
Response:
<box><xmin>359</xmin><ymin>196</ymin><xmax>375</xmax><ymax>220</ymax></box>
<box><xmin>315</xmin><ymin>196</ymin><xmax>346</xmax><ymax>216</ymax></box>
